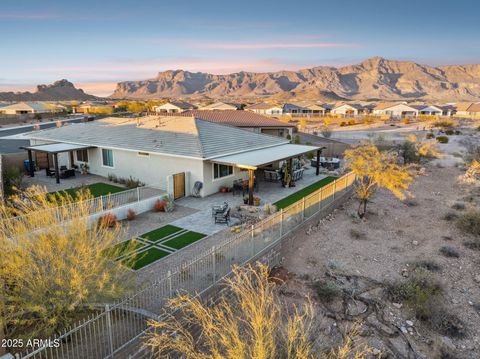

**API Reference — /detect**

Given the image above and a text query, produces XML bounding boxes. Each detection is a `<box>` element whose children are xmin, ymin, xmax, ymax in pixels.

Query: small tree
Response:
<box><xmin>0</xmin><ymin>187</ymin><xmax>134</xmax><ymax>339</ymax></box>
<box><xmin>294</xmin><ymin>135</ymin><xmax>301</xmax><ymax>144</ymax></box>
<box><xmin>399</xmin><ymin>134</ymin><xmax>441</xmax><ymax>164</ymax></box>
<box><xmin>345</xmin><ymin>143</ymin><xmax>413</xmax><ymax>218</ymax></box>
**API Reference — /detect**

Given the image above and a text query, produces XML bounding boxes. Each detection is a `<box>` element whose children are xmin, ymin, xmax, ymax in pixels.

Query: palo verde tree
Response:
<box><xmin>345</xmin><ymin>143</ymin><xmax>413</xmax><ymax>218</ymax></box>
<box><xmin>145</xmin><ymin>262</ymin><xmax>371</xmax><ymax>359</ymax></box>
<box><xmin>0</xmin><ymin>187</ymin><xmax>135</xmax><ymax>339</ymax></box>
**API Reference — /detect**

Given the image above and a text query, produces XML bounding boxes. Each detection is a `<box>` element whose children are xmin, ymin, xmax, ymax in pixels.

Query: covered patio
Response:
<box><xmin>209</xmin><ymin>143</ymin><xmax>325</xmax><ymax>205</ymax></box>
<box><xmin>21</xmin><ymin>143</ymin><xmax>95</xmax><ymax>184</ymax></box>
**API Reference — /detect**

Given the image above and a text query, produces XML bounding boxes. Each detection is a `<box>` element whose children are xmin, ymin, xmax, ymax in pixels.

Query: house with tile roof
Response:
<box><xmin>245</xmin><ymin>102</ymin><xmax>283</xmax><ymax>115</ymax></box>
<box><xmin>455</xmin><ymin>102</ymin><xmax>480</xmax><ymax>118</ymax></box>
<box><xmin>331</xmin><ymin>103</ymin><xmax>369</xmax><ymax>117</ymax></box>
<box><xmin>154</xmin><ymin>101</ymin><xmax>197</xmax><ymax>113</ymax></box>
<box><xmin>283</xmin><ymin>102</ymin><xmax>331</xmax><ymax>117</ymax></box>
<box><xmin>24</xmin><ymin>115</ymin><xmax>317</xmax><ymax>200</ymax></box>
<box><xmin>372</xmin><ymin>103</ymin><xmax>419</xmax><ymax>118</ymax></box>
<box><xmin>198</xmin><ymin>101</ymin><xmax>243</xmax><ymax>111</ymax></box>
<box><xmin>0</xmin><ymin>101</ymin><xmax>61</xmax><ymax>115</ymax></box>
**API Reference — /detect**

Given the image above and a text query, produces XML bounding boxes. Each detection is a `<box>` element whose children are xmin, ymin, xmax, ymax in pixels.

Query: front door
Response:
<box><xmin>173</xmin><ymin>172</ymin><xmax>185</xmax><ymax>199</ymax></box>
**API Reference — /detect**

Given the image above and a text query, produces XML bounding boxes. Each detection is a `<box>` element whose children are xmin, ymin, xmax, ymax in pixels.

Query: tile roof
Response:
<box><xmin>455</xmin><ymin>102</ymin><xmax>474</xmax><ymax>112</ymax></box>
<box><xmin>199</xmin><ymin>102</ymin><xmax>241</xmax><ymax>110</ymax></box>
<box><xmin>245</xmin><ymin>102</ymin><xmax>281</xmax><ymax>110</ymax></box>
<box><xmin>160</xmin><ymin>101</ymin><xmax>196</xmax><ymax>109</ymax></box>
<box><xmin>468</xmin><ymin>103</ymin><xmax>480</xmax><ymax>112</ymax></box>
<box><xmin>26</xmin><ymin>116</ymin><xmax>288</xmax><ymax>159</ymax></box>
<box><xmin>182</xmin><ymin>110</ymin><xmax>294</xmax><ymax>128</ymax></box>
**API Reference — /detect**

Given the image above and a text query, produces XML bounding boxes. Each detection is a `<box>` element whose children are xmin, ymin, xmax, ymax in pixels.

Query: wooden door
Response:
<box><xmin>173</xmin><ymin>172</ymin><xmax>185</xmax><ymax>199</ymax></box>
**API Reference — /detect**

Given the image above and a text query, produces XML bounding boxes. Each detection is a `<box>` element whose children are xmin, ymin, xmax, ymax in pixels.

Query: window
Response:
<box><xmin>213</xmin><ymin>163</ymin><xmax>233</xmax><ymax>179</ymax></box>
<box><xmin>76</xmin><ymin>149</ymin><xmax>88</xmax><ymax>162</ymax></box>
<box><xmin>102</xmin><ymin>149</ymin><xmax>114</xmax><ymax>167</ymax></box>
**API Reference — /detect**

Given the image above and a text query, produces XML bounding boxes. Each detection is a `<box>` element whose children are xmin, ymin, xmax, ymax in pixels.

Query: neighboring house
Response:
<box><xmin>0</xmin><ymin>101</ymin><xmax>56</xmax><ymax>115</ymax></box>
<box><xmin>283</xmin><ymin>102</ymin><xmax>331</xmax><ymax>117</ymax></box>
<box><xmin>199</xmin><ymin>101</ymin><xmax>242</xmax><ymax>111</ymax></box>
<box><xmin>76</xmin><ymin>102</ymin><xmax>113</xmax><ymax>114</ymax></box>
<box><xmin>154</xmin><ymin>101</ymin><xmax>196</xmax><ymax>113</ymax></box>
<box><xmin>415</xmin><ymin>105</ymin><xmax>455</xmax><ymax>116</ymax></box>
<box><xmin>330</xmin><ymin>103</ymin><xmax>367</xmax><ymax>117</ymax></box>
<box><xmin>24</xmin><ymin>116</ymin><xmax>316</xmax><ymax>199</ymax></box>
<box><xmin>455</xmin><ymin>102</ymin><xmax>480</xmax><ymax>118</ymax></box>
<box><xmin>180</xmin><ymin>110</ymin><xmax>294</xmax><ymax>138</ymax></box>
<box><xmin>372</xmin><ymin>103</ymin><xmax>419</xmax><ymax>117</ymax></box>
<box><xmin>245</xmin><ymin>103</ymin><xmax>283</xmax><ymax>115</ymax></box>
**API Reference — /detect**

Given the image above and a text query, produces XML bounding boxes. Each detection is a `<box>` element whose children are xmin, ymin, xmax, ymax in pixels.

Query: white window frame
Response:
<box><xmin>212</xmin><ymin>163</ymin><xmax>234</xmax><ymax>181</ymax></box>
<box><xmin>101</xmin><ymin>148</ymin><xmax>115</xmax><ymax>168</ymax></box>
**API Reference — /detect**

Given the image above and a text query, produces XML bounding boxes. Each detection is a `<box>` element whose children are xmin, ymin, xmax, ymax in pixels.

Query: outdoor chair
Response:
<box><xmin>263</xmin><ymin>170</ymin><xmax>281</xmax><ymax>182</ymax></box>
<box><xmin>212</xmin><ymin>202</ymin><xmax>229</xmax><ymax>217</ymax></box>
<box><xmin>214</xmin><ymin>208</ymin><xmax>230</xmax><ymax>224</ymax></box>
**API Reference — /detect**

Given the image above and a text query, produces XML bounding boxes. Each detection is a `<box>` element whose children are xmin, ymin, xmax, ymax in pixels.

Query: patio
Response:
<box><xmin>173</xmin><ymin>166</ymin><xmax>331</xmax><ymax>235</ymax></box>
<box><xmin>23</xmin><ymin>170</ymin><xmax>121</xmax><ymax>193</ymax></box>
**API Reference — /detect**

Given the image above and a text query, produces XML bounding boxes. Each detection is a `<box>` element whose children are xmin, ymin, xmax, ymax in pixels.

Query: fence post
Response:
<box><xmin>251</xmin><ymin>225</ymin><xmax>255</xmax><ymax>257</ymax></box>
<box><xmin>99</xmin><ymin>195</ymin><xmax>104</xmax><ymax>211</ymax></box>
<box><xmin>105</xmin><ymin>304</ymin><xmax>115</xmax><ymax>358</ymax></box>
<box><xmin>279</xmin><ymin>209</ymin><xmax>283</xmax><ymax>237</ymax></box>
<box><xmin>301</xmin><ymin>197</ymin><xmax>305</xmax><ymax>221</ymax></box>
<box><xmin>212</xmin><ymin>246</ymin><xmax>216</xmax><ymax>284</ymax></box>
<box><xmin>167</xmin><ymin>270</ymin><xmax>172</xmax><ymax>298</ymax></box>
<box><xmin>136</xmin><ymin>187</ymin><xmax>140</xmax><ymax>202</ymax></box>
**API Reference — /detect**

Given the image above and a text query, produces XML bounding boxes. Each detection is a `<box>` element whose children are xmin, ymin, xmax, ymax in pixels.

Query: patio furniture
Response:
<box><xmin>232</xmin><ymin>179</ymin><xmax>257</xmax><ymax>196</ymax></box>
<box><xmin>263</xmin><ymin>170</ymin><xmax>281</xmax><ymax>182</ymax></box>
<box><xmin>292</xmin><ymin>169</ymin><xmax>304</xmax><ymax>182</ymax></box>
<box><xmin>212</xmin><ymin>202</ymin><xmax>229</xmax><ymax>217</ymax></box>
<box><xmin>60</xmin><ymin>169</ymin><xmax>76</xmax><ymax>179</ymax></box>
<box><xmin>214</xmin><ymin>208</ymin><xmax>230</xmax><ymax>224</ymax></box>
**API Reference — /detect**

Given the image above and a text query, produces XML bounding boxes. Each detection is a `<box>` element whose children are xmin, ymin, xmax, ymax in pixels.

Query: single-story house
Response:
<box><xmin>245</xmin><ymin>103</ymin><xmax>283</xmax><ymax>115</ymax></box>
<box><xmin>23</xmin><ymin>116</ymin><xmax>319</xmax><ymax>203</ymax></box>
<box><xmin>198</xmin><ymin>101</ymin><xmax>243</xmax><ymax>111</ymax></box>
<box><xmin>330</xmin><ymin>103</ymin><xmax>368</xmax><ymax>117</ymax></box>
<box><xmin>283</xmin><ymin>102</ymin><xmax>331</xmax><ymax>117</ymax></box>
<box><xmin>180</xmin><ymin>110</ymin><xmax>294</xmax><ymax>138</ymax></box>
<box><xmin>372</xmin><ymin>103</ymin><xmax>419</xmax><ymax>118</ymax></box>
<box><xmin>154</xmin><ymin>101</ymin><xmax>196</xmax><ymax>113</ymax></box>
<box><xmin>415</xmin><ymin>105</ymin><xmax>455</xmax><ymax>116</ymax></box>
<box><xmin>0</xmin><ymin>101</ymin><xmax>58</xmax><ymax>115</ymax></box>
<box><xmin>455</xmin><ymin>103</ymin><xmax>480</xmax><ymax>118</ymax></box>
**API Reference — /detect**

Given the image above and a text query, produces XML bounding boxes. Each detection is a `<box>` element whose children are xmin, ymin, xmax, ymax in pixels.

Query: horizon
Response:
<box><xmin>1</xmin><ymin>0</ymin><xmax>480</xmax><ymax>96</ymax></box>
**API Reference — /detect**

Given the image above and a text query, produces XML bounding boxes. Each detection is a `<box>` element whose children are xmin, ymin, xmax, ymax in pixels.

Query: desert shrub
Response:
<box><xmin>263</xmin><ymin>203</ymin><xmax>277</xmax><ymax>215</ymax></box>
<box><xmin>409</xmin><ymin>259</ymin><xmax>442</xmax><ymax>272</ymax></box>
<box><xmin>312</xmin><ymin>279</ymin><xmax>341</xmax><ymax>302</ymax></box>
<box><xmin>463</xmin><ymin>240</ymin><xmax>480</xmax><ymax>250</ymax></box>
<box><xmin>321</xmin><ymin>127</ymin><xmax>332</xmax><ymax>138</ymax></box>
<box><xmin>431</xmin><ymin>310</ymin><xmax>466</xmax><ymax>338</ymax></box>
<box><xmin>294</xmin><ymin>135</ymin><xmax>301</xmax><ymax>144</ymax></box>
<box><xmin>349</xmin><ymin>228</ymin><xmax>367</xmax><ymax>240</ymax></box>
<box><xmin>439</xmin><ymin>246</ymin><xmax>459</xmax><ymax>258</ymax></box>
<box><xmin>451</xmin><ymin>202</ymin><xmax>466</xmax><ymax>211</ymax></box>
<box><xmin>98</xmin><ymin>213</ymin><xmax>118</xmax><ymax>228</ymax></box>
<box><xmin>117</xmin><ymin>176</ymin><xmax>127</xmax><ymax>185</ymax></box>
<box><xmin>127</xmin><ymin>208</ymin><xmax>136</xmax><ymax>221</ymax></box>
<box><xmin>402</xmin><ymin>117</ymin><xmax>410</xmax><ymax>125</ymax></box>
<box><xmin>444</xmin><ymin>129</ymin><xmax>454</xmax><ymax>135</ymax></box>
<box><xmin>426</xmin><ymin>132</ymin><xmax>435</xmax><ymax>139</ymax></box>
<box><xmin>348</xmin><ymin>119</ymin><xmax>356</xmax><ymax>126</ymax></box>
<box><xmin>387</xmin><ymin>269</ymin><xmax>443</xmax><ymax>319</ymax></box>
<box><xmin>340</xmin><ymin>121</ymin><xmax>347</xmax><ymax>127</ymax></box>
<box><xmin>436</xmin><ymin>135</ymin><xmax>449</xmax><ymax>144</ymax></box>
<box><xmin>3</xmin><ymin>166</ymin><xmax>24</xmax><ymax>195</ymax></box>
<box><xmin>442</xmin><ymin>211</ymin><xmax>459</xmax><ymax>221</ymax></box>
<box><xmin>154</xmin><ymin>199</ymin><xmax>166</xmax><ymax>212</ymax></box>
<box><xmin>124</xmin><ymin>176</ymin><xmax>145</xmax><ymax>189</ymax></box>
<box><xmin>456</xmin><ymin>210</ymin><xmax>480</xmax><ymax>236</ymax></box>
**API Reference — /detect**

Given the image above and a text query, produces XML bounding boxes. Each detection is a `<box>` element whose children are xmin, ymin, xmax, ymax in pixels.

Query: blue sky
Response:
<box><xmin>1</xmin><ymin>0</ymin><xmax>479</xmax><ymax>96</ymax></box>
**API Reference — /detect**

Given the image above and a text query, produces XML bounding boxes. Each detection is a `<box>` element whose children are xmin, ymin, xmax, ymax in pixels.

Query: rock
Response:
<box><xmin>474</xmin><ymin>275</ymin><xmax>480</xmax><ymax>283</ymax></box>
<box><xmin>372</xmin><ymin>348</ymin><xmax>381</xmax><ymax>355</ymax></box>
<box><xmin>401</xmin><ymin>269</ymin><xmax>409</xmax><ymax>277</ymax></box>
<box><xmin>412</xmin><ymin>240</ymin><xmax>419</xmax><ymax>246</ymax></box>
<box><xmin>392</xmin><ymin>302</ymin><xmax>403</xmax><ymax>309</ymax></box>
<box><xmin>406</xmin><ymin>320</ymin><xmax>414</xmax><ymax>326</ymax></box>
<box><xmin>400</xmin><ymin>326</ymin><xmax>408</xmax><ymax>334</ymax></box>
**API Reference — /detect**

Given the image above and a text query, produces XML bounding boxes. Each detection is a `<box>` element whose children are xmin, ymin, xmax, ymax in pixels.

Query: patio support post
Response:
<box><xmin>27</xmin><ymin>150</ymin><xmax>34</xmax><ymax>177</ymax></box>
<box><xmin>248</xmin><ymin>169</ymin><xmax>254</xmax><ymax>205</ymax></box>
<box><xmin>288</xmin><ymin>158</ymin><xmax>293</xmax><ymax>186</ymax></box>
<box><xmin>53</xmin><ymin>153</ymin><xmax>60</xmax><ymax>184</ymax></box>
<box><xmin>45</xmin><ymin>153</ymin><xmax>50</xmax><ymax>176</ymax></box>
<box><xmin>316</xmin><ymin>149</ymin><xmax>321</xmax><ymax>176</ymax></box>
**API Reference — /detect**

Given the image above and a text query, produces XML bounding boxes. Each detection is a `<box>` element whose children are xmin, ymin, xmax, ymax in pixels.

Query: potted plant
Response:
<box><xmin>154</xmin><ymin>199</ymin><xmax>166</xmax><ymax>212</ymax></box>
<box><xmin>80</xmin><ymin>163</ymin><xmax>90</xmax><ymax>174</ymax></box>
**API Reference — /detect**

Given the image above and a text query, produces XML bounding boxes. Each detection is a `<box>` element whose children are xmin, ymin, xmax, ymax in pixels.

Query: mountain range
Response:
<box><xmin>0</xmin><ymin>80</ymin><xmax>96</xmax><ymax>101</ymax></box>
<box><xmin>110</xmin><ymin>57</ymin><xmax>480</xmax><ymax>101</ymax></box>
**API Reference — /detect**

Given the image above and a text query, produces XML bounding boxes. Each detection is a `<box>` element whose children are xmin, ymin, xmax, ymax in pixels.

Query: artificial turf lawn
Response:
<box><xmin>50</xmin><ymin>182</ymin><xmax>126</xmax><ymax>199</ymax></box>
<box><xmin>162</xmin><ymin>231</ymin><xmax>207</xmax><ymax>250</ymax></box>
<box><xmin>122</xmin><ymin>247</ymin><xmax>170</xmax><ymax>270</ymax></box>
<box><xmin>273</xmin><ymin>176</ymin><xmax>337</xmax><ymax>209</ymax></box>
<box><xmin>141</xmin><ymin>224</ymin><xmax>183</xmax><ymax>242</ymax></box>
<box><xmin>102</xmin><ymin>239</ymin><xmax>145</xmax><ymax>259</ymax></box>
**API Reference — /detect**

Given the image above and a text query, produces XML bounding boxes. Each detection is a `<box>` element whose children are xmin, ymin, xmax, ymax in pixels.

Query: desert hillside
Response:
<box><xmin>110</xmin><ymin>57</ymin><xmax>480</xmax><ymax>101</ymax></box>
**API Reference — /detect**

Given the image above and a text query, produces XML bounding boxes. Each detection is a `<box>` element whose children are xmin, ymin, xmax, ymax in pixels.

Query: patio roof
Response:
<box><xmin>21</xmin><ymin>142</ymin><xmax>94</xmax><ymax>154</ymax></box>
<box><xmin>209</xmin><ymin>144</ymin><xmax>319</xmax><ymax>169</ymax></box>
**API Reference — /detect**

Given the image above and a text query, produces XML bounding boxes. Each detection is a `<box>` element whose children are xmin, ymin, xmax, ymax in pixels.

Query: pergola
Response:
<box><xmin>210</xmin><ymin>144</ymin><xmax>325</xmax><ymax>205</ymax></box>
<box><xmin>21</xmin><ymin>143</ymin><xmax>94</xmax><ymax>184</ymax></box>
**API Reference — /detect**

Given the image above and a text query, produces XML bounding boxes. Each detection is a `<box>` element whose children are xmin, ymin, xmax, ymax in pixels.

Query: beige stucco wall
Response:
<box><xmin>202</xmin><ymin>161</ymin><xmax>247</xmax><ymax>197</ymax></box>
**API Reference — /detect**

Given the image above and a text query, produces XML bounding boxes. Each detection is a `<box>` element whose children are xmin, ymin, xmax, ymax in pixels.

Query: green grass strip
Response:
<box><xmin>102</xmin><ymin>239</ymin><xmax>145</xmax><ymax>259</ymax></box>
<box><xmin>49</xmin><ymin>182</ymin><xmax>126</xmax><ymax>200</ymax></box>
<box><xmin>273</xmin><ymin>176</ymin><xmax>337</xmax><ymax>209</ymax></box>
<box><xmin>162</xmin><ymin>231</ymin><xmax>207</xmax><ymax>250</ymax></box>
<box><xmin>141</xmin><ymin>224</ymin><xmax>183</xmax><ymax>242</ymax></box>
<box><xmin>122</xmin><ymin>247</ymin><xmax>170</xmax><ymax>270</ymax></box>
